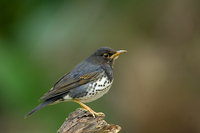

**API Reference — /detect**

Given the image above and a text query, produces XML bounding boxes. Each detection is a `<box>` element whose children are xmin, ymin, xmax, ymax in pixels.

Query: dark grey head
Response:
<box><xmin>86</xmin><ymin>47</ymin><xmax>127</xmax><ymax>68</ymax></box>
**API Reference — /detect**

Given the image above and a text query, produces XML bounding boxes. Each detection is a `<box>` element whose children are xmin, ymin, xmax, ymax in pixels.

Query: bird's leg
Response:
<box><xmin>72</xmin><ymin>99</ymin><xmax>104</xmax><ymax>118</ymax></box>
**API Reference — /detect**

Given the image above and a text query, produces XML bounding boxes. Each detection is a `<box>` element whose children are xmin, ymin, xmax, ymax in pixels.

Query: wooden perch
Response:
<box><xmin>57</xmin><ymin>108</ymin><xmax>121</xmax><ymax>133</ymax></box>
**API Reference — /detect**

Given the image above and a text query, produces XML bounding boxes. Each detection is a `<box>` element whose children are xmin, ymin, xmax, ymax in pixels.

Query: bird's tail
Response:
<box><xmin>25</xmin><ymin>98</ymin><xmax>58</xmax><ymax>118</ymax></box>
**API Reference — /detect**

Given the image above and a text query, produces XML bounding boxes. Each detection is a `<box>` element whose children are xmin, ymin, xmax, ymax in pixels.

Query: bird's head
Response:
<box><xmin>86</xmin><ymin>47</ymin><xmax>127</xmax><ymax>68</ymax></box>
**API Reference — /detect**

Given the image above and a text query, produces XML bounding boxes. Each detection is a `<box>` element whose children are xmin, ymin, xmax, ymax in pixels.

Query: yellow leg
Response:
<box><xmin>72</xmin><ymin>99</ymin><xmax>104</xmax><ymax>117</ymax></box>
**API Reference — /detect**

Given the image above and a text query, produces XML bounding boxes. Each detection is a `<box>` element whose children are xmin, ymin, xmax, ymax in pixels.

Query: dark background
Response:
<box><xmin>1</xmin><ymin>0</ymin><xmax>200</xmax><ymax>133</ymax></box>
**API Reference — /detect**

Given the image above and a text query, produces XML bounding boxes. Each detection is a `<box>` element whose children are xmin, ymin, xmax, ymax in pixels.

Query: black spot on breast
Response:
<box><xmin>98</xmin><ymin>84</ymin><xmax>101</xmax><ymax>87</ymax></box>
<box><xmin>99</xmin><ymin>76</ymin><xmax>103</xmax><ymax>82</ymax></box>
<box><xmin>94</xmin><ymin>83</ymin><xmax>97</xmax><ymax>87</ymax></box>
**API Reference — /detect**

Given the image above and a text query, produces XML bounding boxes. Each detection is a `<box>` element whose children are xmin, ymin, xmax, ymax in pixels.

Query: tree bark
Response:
<box><xmin>57</xmin><ymin>108</ymin><xmax>121</xmax><ymax>133</ymax></box>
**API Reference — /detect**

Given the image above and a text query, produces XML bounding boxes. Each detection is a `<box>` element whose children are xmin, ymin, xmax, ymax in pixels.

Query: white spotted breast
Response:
<box><xmin>77</xmin><ymin>74</ymin><xmax>113</xmax><ymax>103</ymax></box>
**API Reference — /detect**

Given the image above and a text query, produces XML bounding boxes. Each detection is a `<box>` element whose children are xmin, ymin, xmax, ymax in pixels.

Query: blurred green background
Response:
<box><xmin>1</xmin><ymin>0</ymin><xmax>200</xmax><ymax>133</ymax></box>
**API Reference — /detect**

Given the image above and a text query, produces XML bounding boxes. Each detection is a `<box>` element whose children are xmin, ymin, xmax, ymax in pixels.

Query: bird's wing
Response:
<box><xmin>39</xmin><ymin>65</ymin><xmax>102</xmax><ymax>101</ymax></box>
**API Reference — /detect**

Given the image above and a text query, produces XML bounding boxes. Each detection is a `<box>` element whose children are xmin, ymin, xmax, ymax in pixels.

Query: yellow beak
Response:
<box><xmin>110</xmin><ymin>50</ymin><xmax>127</xmax><ymax>58</ymax></box>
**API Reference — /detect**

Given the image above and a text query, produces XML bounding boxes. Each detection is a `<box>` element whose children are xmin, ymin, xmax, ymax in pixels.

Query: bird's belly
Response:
<box><xmin>77</xmin><ymin>77</ymin><xmax>113</xmax><ymax>103</ymax></box>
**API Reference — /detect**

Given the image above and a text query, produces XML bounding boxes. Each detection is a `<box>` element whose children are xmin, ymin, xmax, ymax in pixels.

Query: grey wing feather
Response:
<box><xmin>39</xmin><ymin>64</ymin><xmax>102</xmax><ymax>101</ymax></box>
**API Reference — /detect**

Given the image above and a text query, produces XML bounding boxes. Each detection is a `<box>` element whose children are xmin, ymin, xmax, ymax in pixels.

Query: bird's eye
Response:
<box><xmin>103</xmin><ymin>53</ymin><xmax>109</xmax><ymax>58</ymax></box>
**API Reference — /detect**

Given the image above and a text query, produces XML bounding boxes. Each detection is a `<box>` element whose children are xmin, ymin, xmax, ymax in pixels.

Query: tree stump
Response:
<box><xmin>57</xmin><ymin>108</ymin><xmax>121</xmax><ymax>133</ymax></box>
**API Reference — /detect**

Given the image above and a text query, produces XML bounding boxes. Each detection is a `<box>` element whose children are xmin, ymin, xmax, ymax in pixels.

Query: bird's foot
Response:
<box><xmin>73</xmin><ymin>99</ymin><xmax>104</xmax><ymax>118</ymax></box>
<box><xmin>88</xmin><ymin>109</ymin><xmax>105</xmax><ymax>118</ymax></box>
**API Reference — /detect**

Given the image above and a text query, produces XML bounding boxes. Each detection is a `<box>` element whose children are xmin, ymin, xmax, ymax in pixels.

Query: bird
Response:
<box><xmin>25</xmin><ymin>47</ymin><xmax>127</xmax><ymax>118</ymax></box>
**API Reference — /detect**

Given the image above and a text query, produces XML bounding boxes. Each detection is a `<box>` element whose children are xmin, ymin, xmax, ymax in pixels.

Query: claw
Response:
<box><xmin>73</xmin><ymin>99</ymin><xmax>103</xmax><ymax>118</ymax></box>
